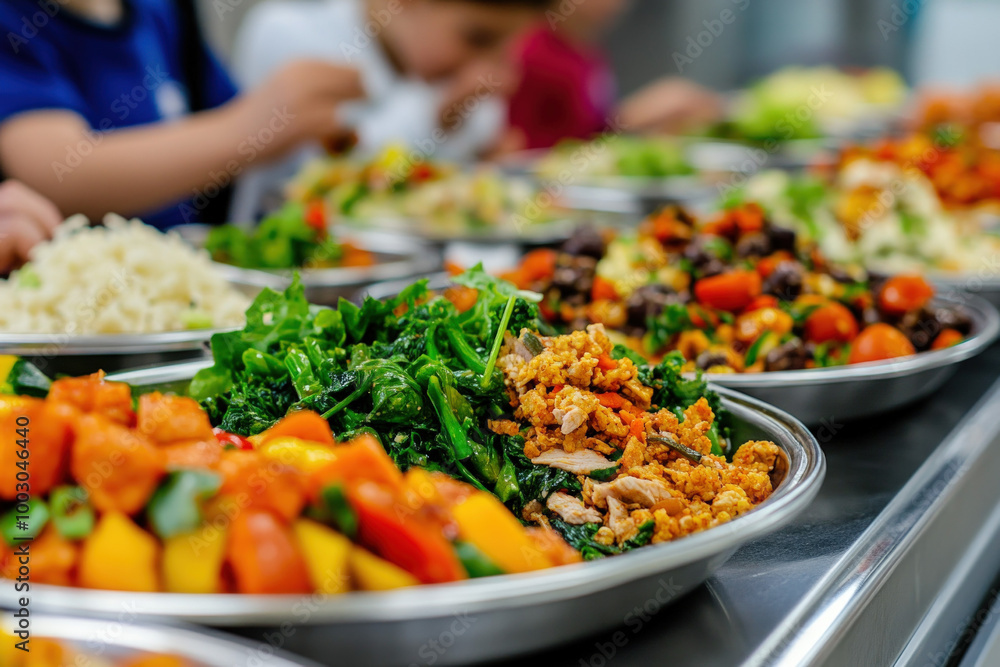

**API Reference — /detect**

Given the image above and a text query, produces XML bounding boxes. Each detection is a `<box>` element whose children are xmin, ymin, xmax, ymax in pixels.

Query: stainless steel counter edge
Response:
<box><xmin>745</xmin><ymin>376</ymin><xmax>1000</xmax><ymax>667</ymax></box>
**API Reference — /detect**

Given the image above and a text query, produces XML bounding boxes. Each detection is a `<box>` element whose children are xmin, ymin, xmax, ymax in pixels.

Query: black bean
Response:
<box><xmin>736</xmin><ymin>232</ymin><xmax>772</xmax><ymax>259</ymax></box>
<box><xmin>560</xmin><ymin>226</ymin><xmax>606</xmax><ymax>259</ymax></box>
<box><xmin>768</xmin><ymin>226</ymin><xmax>797</xmax><ymax>252</ymax></box>
<box><xmin>696</xmin><ymin>351</ymin><xmax>730</xmax><ymax>370</ymax></box>
<box><xmin>764</xmin><ymin>338</ymin><xmax>808</xmax><ymax>372</ymax></box>
<box><xmin>763</xmin><ymin>262</ymin><xmax>804</xmax><ymax>300</ymax></box>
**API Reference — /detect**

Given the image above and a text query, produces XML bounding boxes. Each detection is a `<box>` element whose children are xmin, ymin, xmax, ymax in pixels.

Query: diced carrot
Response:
<box><xmin>743</xmin><ymin>295</ymin><xmax>780</xmax><ymax>313</ymax></box>
<box><xmin>596</xmin><ymin>392</ymin><xmax>626</xmax><ymax>409</ymax></box>
<box><xmin>629</xmin><ymin>416</ymin><xmax>646</xmax><ymax>441</ymax></box>
<box><xmin>596</xmin><ymin>353</ymin><xmax>617</xmax><ymax>371</ymax></box>
<box><xmin>256</xmin><ymin>410</ymin><xmax>335</xmax><ymax>447</ymax></box>
<box><xmin>694</xmin><ymin>271</ymin><xmax>762</xmax><ymax>312</ymax></box>
<box><xmin>443</xmin><ymin>285</ymin><xmax>479</xmax><ymax>313</ymax></box>
<box><xmin>756</xmin><ymin>252</ymin><xmax>795</xmax><ymax>279</ymax></box>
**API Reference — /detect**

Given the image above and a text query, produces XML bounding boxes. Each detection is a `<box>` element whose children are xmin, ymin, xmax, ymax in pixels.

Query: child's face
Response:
<box><xmin>385</xmin><ymin>0</ymin><xmax>541</xmax><ymax>81</ymax></box>
<box><xmin>572</xmin><ymin>0</ymin><xmax>630</xmax><ymax>28</ymax></box>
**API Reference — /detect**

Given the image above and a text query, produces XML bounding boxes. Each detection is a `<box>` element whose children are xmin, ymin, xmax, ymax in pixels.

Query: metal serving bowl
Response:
<box><xmin>707</xmin><ymin>293</ymin><xmax>1000</xmax><ymax>425</ymax></box>
<box><xmin>360</xmin><ymin>281</ymin><xmax>1000</xmax><ymax>426</ymax></box>
<box><xmin>0</xmin><ymin>614</ymin><xmax>318</xmax><ymax>666</ymax></box>
<box><xmin>174</xmin><ymin>225</ymin><xmax>442</xmax><ymax>306</ymax></box>
<box><xmin>4</xmin><ymin>361</ymin><xmax>824</xmax><ymax>666</ymax></box>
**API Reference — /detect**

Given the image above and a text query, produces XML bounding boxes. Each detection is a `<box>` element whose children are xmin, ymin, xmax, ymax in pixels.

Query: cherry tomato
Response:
<box><xmin>694</xmin><ymin>271</ymin><xmax>762</xmax><ymax>312</ymax></box>
<box><xmin>804</xmin><ymin>303</ymin><xmax>860</xmax><ymax>344</ymax></box>
<box><xmin>756</xmin><ymin>252</ymin><xmax>795</xmax><ymax>279</ymax></box>
<box><xmin>743</xmin><ymin>295</ymin><xmax>780</xmax><ymax>313</ymax></box>
<box><xmin>304</xmin><ymin>201</ymin><xmax>326</xmax><ymax>232</ymax></box>
<box><xmin>592</xmin><ymin>276</ymin><xmax>619</xmax><ymax>301</ymax></box>
<box><xmin>931</xmin><ymin>328</ymin><xmax>964</xmax><ymax>350</ymax></box>
<box><xmin>519</xmin><ymin>249</ymin><xmax>557</xmax><ymax>283</ymax></box>
<box><xmin>213</xmin><ymin>428</ymin><xmax>253</xmax><ymax>451</ymax></box>
<box><xmin>848</xmin><ymin>324</ymin><xmax>916</xmax><ymax>364</ymax></box>
<box><xmin>878</xmin><ymin>275</ymin><xmax>935</xmax><ymax>315</ymax></box>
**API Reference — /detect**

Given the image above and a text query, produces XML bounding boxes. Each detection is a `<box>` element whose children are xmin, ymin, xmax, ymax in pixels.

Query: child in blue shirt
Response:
<box><xmin>0</xmin><ymin>0</ymin><xmax>364</xmax><ymax>228</ymax></box>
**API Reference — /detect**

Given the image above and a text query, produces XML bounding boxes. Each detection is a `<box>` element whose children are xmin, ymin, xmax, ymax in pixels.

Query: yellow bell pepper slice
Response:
<box><xmin>0</xmin><ymin>355</ymin><xmax>18</xmax><ymax>387</ymax></box>
<box><xmin>257</xmin><ymin>436</ymin><xmax>339</xmax><ymax>473</ymax></box>
<box><xmin>78</xmin><ymin>512</ymin><xmax>160</xmax><ymax>592</ymax></box>
<box><xmin>162</xmin><ymin>524</ymin><xmax>228</xmax><ymax>594</ymax></box>
<box><xmin>349</xmin><ymin>547</ymin><xmax>419</xmax><ymax>591</ymax></box>
<box><xmin>293</xmin><ymin>519</ymin><xmax>352</xmax><ymax>595</ymax></box>
<box><xmin>452</xmin><ymin>492</ymin><xmax>552</xmax><ymax>574</ymax></box>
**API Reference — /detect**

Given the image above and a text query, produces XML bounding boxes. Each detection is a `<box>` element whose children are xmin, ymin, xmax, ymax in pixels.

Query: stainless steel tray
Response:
<box><xmin>708</xmin><ymin>293</ymin><xmax>1000</xmax><ymax>424</ymax></box>
<box><xmin>175</xmin><ymin>225</ymin><xmax>442</xmax><ymax>305</ymax></box>
<box><xmin>0</xmin><ymin>614</ymin><xmax>317</xmax><ymax>666</ymax></box>
<box><xmin>9</xmin><ymin>365</ymin><xmax>824</xmax><ymax>667</ymax></box>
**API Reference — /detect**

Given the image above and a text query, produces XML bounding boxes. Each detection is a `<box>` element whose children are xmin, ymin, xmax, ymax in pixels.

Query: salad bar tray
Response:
<box><xmin>10</xmin><ymin>361</ymin><xmax>824</xmax><ymax>667</ymax></box>
<box><xmin>511</xmin><ymin>342</ymin><xmax>1000</xmax><ymax>667</ymax></box>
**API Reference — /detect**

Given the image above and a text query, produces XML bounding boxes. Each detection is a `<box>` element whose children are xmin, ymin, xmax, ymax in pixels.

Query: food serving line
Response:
<box><xmin>516</xmin><ymin>343</ymin><xmax>1000</xmax><ymax>667</ymax></box>
<box><xmin>4</xmin><ymin>80</ymin><xmax>1000</xmax><ymax>666</ymax></box>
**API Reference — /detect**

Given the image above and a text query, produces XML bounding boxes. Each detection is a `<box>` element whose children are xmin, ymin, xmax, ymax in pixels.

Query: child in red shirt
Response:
<box><xmin>508</xmin><ymin>0</ymin><xmax>720</xmax><ymax>150</ymax></box>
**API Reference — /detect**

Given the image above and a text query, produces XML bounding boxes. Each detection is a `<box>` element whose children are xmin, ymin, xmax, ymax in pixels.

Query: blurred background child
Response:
<box><xmin>0</xmin><ymin>0</ymin><xmax>364</xmax><ymax>228</ymax></box>
<box><xmin>507</xmin><ymin>0</ymin><xmax>722</xmax><ymax>151</ymax></box>
<box><xmin>229</xmin><ymin>0</ymin><xmax>551</xmax><ymax>221</ymax></box>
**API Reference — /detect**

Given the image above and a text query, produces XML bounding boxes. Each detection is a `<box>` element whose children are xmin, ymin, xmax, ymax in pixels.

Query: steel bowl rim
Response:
<box><xmin>0</xmin><ymin>328</ymin><xmax>236</xmax><ymax>356</ymax></box>
<box><xmin>705</xmin><ymin>292</ymin><xmax>1000</xmax><ymax>389</ymax></box>
<box><xmin>5</xmin><ymin>385</ymin><xmax>824</xmax><ymax>625</ymax></box>
<box><xmin>2</xmin><ymin>614</ymin><xmax>319</xmax><ymax>667</ymax></box>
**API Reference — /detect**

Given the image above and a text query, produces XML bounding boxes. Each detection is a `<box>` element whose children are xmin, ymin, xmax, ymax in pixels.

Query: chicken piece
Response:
<box><xmin>591</xmin><ymin>475</ymin><xmax>673</xmax><ymax>509</ymax></box>
<box><xmin>531</xmin><ymin>448</ymin><xmax>615</xmax><ymax>475</ymax></box>
<box><xmin>606</xmin><ymin>496</ymin><xmax>637</xmax><ymax>544</ymax></box>
<box><xmin>546</xmin><ymin>492</ymin><xmax>604</xmax><ymax>524</ymax></box>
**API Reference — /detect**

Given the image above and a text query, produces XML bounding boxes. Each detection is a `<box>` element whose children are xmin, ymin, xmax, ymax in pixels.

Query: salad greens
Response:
<box><xmin>204</xmin><ymin>202</ymin><xmax>343</xmax><ymax>270</ymax></box>
<box><xmin>191</xmin><ymin>267</ymin><xmax>734</xmax><ymax>546</ymax></box>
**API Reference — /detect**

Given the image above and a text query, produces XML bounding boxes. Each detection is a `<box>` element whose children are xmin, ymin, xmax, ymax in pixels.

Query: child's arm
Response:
<box><xmin>0</xmin><ymin>61</ymin><xmax>363</xmax><ymax>220</ymax></box>
<box><xmin>618</xmin><ymin>78</ymin><xmax>723</xmax><ymax>135</ymax></box>
<box><xmin>0</xmin><ymin>180</ymin><xmax>62</xmax><ymax>272</ymax></box>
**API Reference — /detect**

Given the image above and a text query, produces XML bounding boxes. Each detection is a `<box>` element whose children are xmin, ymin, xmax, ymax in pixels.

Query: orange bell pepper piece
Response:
<box><xmin>310</xmin><ymin>434</ymin><xmax>403</xmax><ymax>497</ymax></box>
<box><xmin>227</xmin><ymin>509</ymin><xmax>312</xmax><ymax>594</ymax></box>
<box><xmin>48</xmin><ymin>372</ymin><xmax>135</xmax><ymax>425</ymax></box>
<box><xmin>0</xmin><ymin>398</ymin><xmax>76</xmax><ymax>500</ymax></box>
<box><xmin>216</xmin><ymin>450</ymin><xmax>306</xmax><ymax>522</ymax></box>
<box><xmin>348</xmin><ymin>481</ymin><xmax>465</xmax><ymax>585</ymax></box>
<box><xmin>71</xmin><ymin>413</ymin><xmax>166</xmax><ymax>515</ymax></box>
<box><xmin>26</xmin><ymin>526</ymin><xmax>78</xmax><ymax>587</ymax></box>
<box><xmin>137</xmin><ymin>392</ymin><xmax>215</xmax><ymax>444</ymax></box>
<box><xmin>252</xmin><ymin>410</ymin><xmax>335</xmax><ymax>447</ymax></box>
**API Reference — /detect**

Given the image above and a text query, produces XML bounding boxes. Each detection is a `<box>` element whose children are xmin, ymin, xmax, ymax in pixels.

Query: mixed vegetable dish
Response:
<box><xmin>534</xmin><ymin>135</ymin><xmax>695</xmax><ymax>181</ymax></box>
<box><xmin>287</xmin><ymin>146</ymin><xmax>558</xmax><ymax>235</ymax></box>
<box><xmin>503</xmin><ymin>204</ymin><xmax>971</xmax><ymax>373</ymax></box>
<box><xmin>1</xmin><ymin>632</ymin><xmax>192</xmax><ymax>667</ymax></box>
<box><xmin>0</xmin><ymin>270</ymin><xmax>786</xmax><ymax>594</ymax></box>
<box><xmin>205</xmin><ymin>202</ymin><xmax>375</xmax><ymax>271</ymax></box>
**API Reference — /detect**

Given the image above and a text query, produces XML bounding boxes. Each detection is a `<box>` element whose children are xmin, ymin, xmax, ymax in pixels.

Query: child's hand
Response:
<box><xmin>440</xmin><ymin>58</ymin><xmax>518</xmax><ymax>130</ymax></box>
<box><xmin>618</xmin><ymin>78</ymin><xmax>723</xmax><ymax>135</ymax></box>
<box><xmin>234</xmin><ymin>60</ymin><xmax>366</xmax><ymax>159</ymax></box>
<box><xmin>0</xmin><ymin>180</ymin><xmax>62</xmax><ymax>273</ymax></box>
